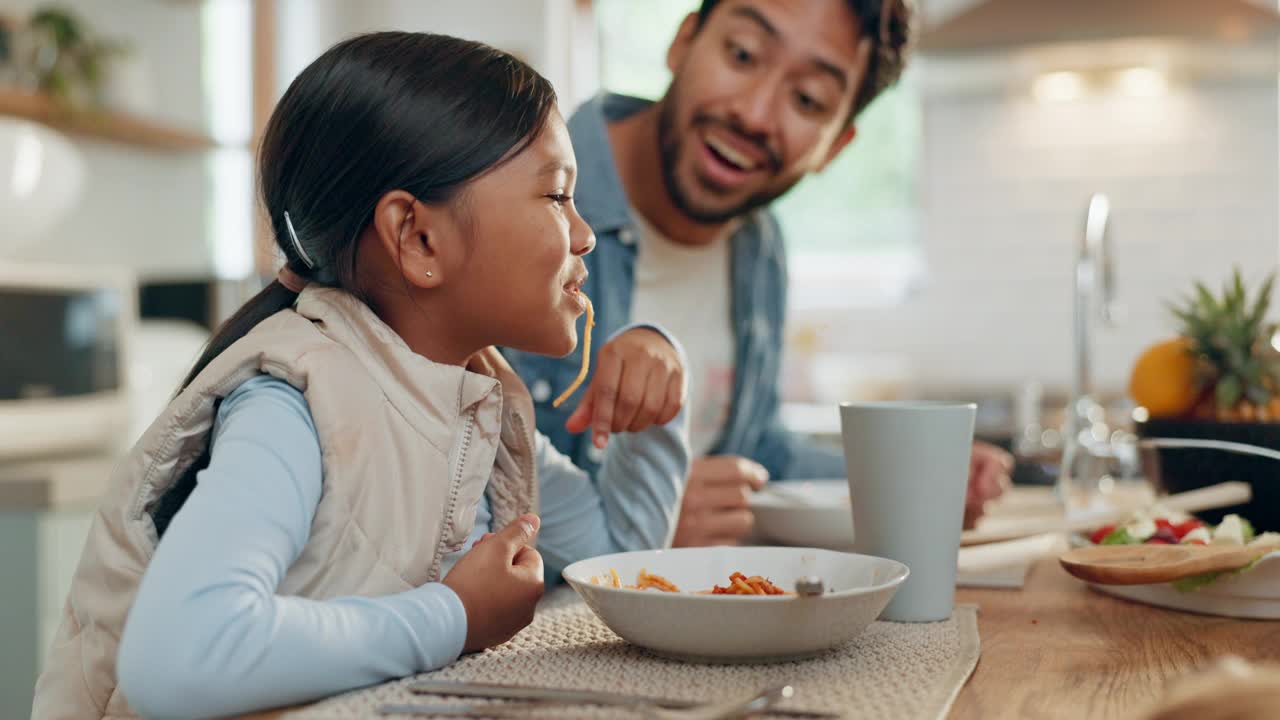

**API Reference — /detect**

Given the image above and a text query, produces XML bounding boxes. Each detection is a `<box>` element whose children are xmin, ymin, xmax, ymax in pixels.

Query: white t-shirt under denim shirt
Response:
<box><xmin>629</xmin><ymin>210</ymin><xmax>735</xmax><ymax>458</ymax></box>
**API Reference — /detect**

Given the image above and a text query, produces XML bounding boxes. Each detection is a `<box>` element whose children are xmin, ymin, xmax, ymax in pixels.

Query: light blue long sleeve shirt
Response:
<box><xmin>118</xmin><ymin>359</ymin><xmax>687</xmax><ymax>719</ymax></box>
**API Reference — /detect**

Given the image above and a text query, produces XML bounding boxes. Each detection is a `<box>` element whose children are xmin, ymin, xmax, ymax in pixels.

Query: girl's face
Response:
<box><xmin>445</xmin><ymin>111</ymin><xmax>596</xmax><ymax>358</ymax></box>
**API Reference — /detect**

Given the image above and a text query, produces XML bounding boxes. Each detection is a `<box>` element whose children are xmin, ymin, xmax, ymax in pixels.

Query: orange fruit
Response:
<box><xmin>1129</xmin><ymin>338</ymin><xmax>1200</xmax><ymax>418</ymax></box>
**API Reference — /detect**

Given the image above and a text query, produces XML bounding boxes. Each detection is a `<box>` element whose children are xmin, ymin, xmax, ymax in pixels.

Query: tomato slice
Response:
<box><xmin>1172</xmin><ymin>519</ymin><xmax>1206</xmax><ymax>540</ymax></box>
<box><xmin>1090</xmin><ymin>524</ymin><xmax>1117</xmax><ymax>545</ymax></box>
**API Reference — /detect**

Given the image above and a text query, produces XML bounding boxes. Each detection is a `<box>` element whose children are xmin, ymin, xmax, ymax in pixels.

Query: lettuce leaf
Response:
<box><xmin>1172</xmin><ymin>555</ymin><xmax>1267</xmax><ymax>593</ymax></box>
<box><xmin>1172</xmin><ymin>571</ymin><xmax>1225</xmax><ymax>592</ymax></box>
<box><xmin>1100</xmin><ymin>527</ymin><xmax>1137</xmax><ymax>545</ymax></box>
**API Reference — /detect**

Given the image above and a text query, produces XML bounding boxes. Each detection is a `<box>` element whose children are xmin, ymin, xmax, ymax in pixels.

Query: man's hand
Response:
<box><xmin>671</xmin><ymin>456</ymin><xmax>768</xmax><ymax>547</ymax></box>
<box><xmin>965</xmin><ymin>441</ymin><xmax>1013</xmax><ymax>529</ymax></box>
<box><xmin>565</xmin><ymin>328</ymin><xmax>685</xmax><ymax>449</ymax></box>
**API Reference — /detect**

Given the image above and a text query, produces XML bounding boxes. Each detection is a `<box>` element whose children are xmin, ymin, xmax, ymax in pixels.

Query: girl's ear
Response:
<box><xmin>371</xmin><ymin>190</ymin><xmax>446</xmax><ymax>289</ymax></box>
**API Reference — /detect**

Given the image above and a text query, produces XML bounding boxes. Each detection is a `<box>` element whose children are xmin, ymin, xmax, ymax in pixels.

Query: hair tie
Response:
<box><xmin>283</xmin><ymin>210</ymin><xmax>316</xmax><ymax>269</ymax></box>
<box><xmin>277</xmin><ymin>265</ymin><xmax>309</xmax><ymax>294</ymax></box>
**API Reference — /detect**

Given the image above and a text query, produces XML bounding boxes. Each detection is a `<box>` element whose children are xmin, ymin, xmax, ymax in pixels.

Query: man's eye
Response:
<box><xmin>727</xmin><ymin>41</ymin><xmax>755</xmax><ymax>67</ymax></box>
<box><xmin>796</xmin><ymin>92</ymin><xmax>825</xmax><ymax>112</ymax></box>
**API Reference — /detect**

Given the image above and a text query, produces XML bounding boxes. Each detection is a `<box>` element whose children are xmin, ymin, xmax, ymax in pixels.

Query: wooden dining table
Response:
<box><xmin>950</xmin><ymin>554</ymin><xmax>1280</xmax><ymax>719</ymax></box>
<box><xmin>243</xmin><ymin>552</ymin><xmax>1280</xmax><ymax>720</ymax></box>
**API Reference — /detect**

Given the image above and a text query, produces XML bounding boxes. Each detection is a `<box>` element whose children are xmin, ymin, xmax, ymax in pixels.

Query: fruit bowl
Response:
<box><xmin>1137</xmin><ymin>417</ymin><xmax>1280</xmax><ymax>531</ymax></box>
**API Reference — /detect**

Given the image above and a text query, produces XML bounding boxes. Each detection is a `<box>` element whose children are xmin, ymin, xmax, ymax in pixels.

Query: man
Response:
<box><xmin>505</xmin><ymin>0</ymin><xmax>1011</xmax><ymax>547</ymax></box>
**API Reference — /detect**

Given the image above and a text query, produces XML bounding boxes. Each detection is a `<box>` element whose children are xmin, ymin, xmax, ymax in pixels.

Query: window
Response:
<box><xmin>594</xmin><ymin>0</ymin><xmax>923</xmax><ymax>308</ymax></box>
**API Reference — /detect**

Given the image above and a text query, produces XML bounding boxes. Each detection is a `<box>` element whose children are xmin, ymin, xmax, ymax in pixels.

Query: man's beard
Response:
<box><xmin>656</xmin><ymin>90</ymin><xmax>797</xmax><ymax>226</ymax></box>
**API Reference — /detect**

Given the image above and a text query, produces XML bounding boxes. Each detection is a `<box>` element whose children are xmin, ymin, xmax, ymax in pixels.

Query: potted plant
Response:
<box><xmin>3</xmin><ymin>7</ymin><xmax>128</xmax><ymax>109</ymax></box>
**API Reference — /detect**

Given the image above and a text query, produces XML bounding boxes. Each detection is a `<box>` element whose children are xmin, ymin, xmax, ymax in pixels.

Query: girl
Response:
<box><xmin>32</xmin><ymin>32</ymin><xmax>688</xmax><ymax>720</ymax></box>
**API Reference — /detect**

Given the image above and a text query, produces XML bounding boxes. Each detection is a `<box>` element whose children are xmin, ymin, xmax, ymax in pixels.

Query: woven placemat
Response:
<box><xmin>284</xmin><ymin>596</ymin><xmax>980</xmax><ymax>720</ymax></box>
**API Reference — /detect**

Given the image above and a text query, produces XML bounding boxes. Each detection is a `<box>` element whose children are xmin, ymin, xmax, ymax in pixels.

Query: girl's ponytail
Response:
<box><xmin>177</xmin><ymin>278</ymin><xmax>300</xmax><ymax>392</ymax></box>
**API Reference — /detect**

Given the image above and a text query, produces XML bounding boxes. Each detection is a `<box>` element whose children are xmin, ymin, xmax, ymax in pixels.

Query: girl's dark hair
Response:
<box><xmin>179</xmin><ymin>32</ymin><xmax>557</xmax><ymax>390</ymax></box>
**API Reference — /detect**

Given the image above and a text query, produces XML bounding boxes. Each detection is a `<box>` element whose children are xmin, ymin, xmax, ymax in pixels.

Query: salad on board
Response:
<box><xmin>1086</xmin><ymin>506</ymin><xmax>1280</xmax><ymax>591</ymax></box>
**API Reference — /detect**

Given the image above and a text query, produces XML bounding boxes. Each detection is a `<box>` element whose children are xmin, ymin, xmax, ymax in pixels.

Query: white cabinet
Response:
<box><xmin>0</xmin><ymin>456</ymin><xmax>112</xmax><ymax>718</ymax></box>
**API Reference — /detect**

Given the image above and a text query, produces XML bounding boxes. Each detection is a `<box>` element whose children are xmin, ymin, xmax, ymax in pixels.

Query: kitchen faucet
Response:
<box><xmin>1059</xmin><ymin>193</ymin><xmax>1120</xmax><ymax>513</ymax></box>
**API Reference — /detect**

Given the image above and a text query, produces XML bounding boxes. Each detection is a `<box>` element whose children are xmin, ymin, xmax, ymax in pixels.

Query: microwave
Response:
<box><xmin>0</xmin><ymin>262</ymin><xmax>136</xmax><ymax>459</ymax></box>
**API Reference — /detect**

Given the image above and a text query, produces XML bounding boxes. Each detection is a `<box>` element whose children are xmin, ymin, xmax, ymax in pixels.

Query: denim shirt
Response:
<box><xmin>503</xmin><ymin>93</ymin><xmax>843</xmax><ymax>481</ymax></box>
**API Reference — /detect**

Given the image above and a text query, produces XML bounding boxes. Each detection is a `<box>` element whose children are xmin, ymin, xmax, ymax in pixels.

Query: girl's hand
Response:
<box><xmin>442</xmin><ymin>514</ymin><xmax>544</xmax><ymax>652</ymax></box>
<box><xmin>565</xmin><ymin>328</ymin><xmax>685</xmax><ymax>449</ymax></box>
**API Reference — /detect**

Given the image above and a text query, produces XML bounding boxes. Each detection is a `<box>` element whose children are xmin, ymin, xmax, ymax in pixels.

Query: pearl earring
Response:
<box><xmin>426</xmin><ymin>271</ymin><xmax>434</xmax><ymax>278</ymax></box>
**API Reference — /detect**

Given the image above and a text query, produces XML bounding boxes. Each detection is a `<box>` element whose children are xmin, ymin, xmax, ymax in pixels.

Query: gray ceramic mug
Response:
<box><xmin>841</xmin><ymin>401</ymin><xmax>976</xmax><ymax>622</ymax></box>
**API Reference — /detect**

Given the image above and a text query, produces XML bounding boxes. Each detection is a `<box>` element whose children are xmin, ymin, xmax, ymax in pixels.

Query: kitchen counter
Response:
<box><xmin>0</xmin><ymin>454</ymin><xmax>116</xmax><ymax>511</ymax></box>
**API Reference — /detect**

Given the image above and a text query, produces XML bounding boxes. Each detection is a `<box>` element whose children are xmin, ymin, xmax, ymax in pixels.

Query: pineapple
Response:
<box><xmin>1169</xmin><ymin>268</ymin><xmax>1280</xmax><ymax>422</ymax></box>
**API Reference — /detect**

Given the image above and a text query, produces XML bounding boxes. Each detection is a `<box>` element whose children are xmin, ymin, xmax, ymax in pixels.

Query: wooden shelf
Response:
<box><xmin>0</xmin><ymin>89</ymin><xmax>215</xmax><ymax>151</ymax></box>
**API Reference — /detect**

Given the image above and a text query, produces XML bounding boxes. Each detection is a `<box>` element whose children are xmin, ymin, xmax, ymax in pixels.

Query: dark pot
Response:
<box><xmin>1136</xmin><ymin>418</ymin><xmax>1280</xmax><ymax>531</ymax></box>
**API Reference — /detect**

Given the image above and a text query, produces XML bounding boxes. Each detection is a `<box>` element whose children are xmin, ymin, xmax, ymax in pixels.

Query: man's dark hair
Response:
<box><xmin>695</xmin><ymin>0</ymin><xmax>914</xmax><ymax>121</ymax></box>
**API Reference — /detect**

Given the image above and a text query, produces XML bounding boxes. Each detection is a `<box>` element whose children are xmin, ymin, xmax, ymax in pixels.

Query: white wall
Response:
<box><xmin>795</xmin><ymin>47</ymin><xmax>1280</xmax><ymax>398</ymax></box>
<box><xmin>276</xmin><ymin>0</ymin><xmax>596</xmax><ymax>111</ymax></box>
<box><xmin>1</xmin><ymin>0</ymin><xmax>248</xmax><ymax>281</ymax></box>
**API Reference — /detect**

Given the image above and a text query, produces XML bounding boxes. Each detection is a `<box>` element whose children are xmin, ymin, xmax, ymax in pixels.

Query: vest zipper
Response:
<box><xmin>509</xmin><ymin>411</ymin><xmax>536</xmax><ymax>507</ymax></box>
<box><xmin>430</xmin><ymin>409</ymin><xmax>476</xmax><ymax>580</ymax></box>
<box><xmin>447</xmin><ymin>410</ymin><xmax>476</xmax><ymax>540</ymax></box>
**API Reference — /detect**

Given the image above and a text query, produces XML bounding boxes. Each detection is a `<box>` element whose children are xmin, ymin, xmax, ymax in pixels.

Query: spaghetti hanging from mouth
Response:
<box><xmin>552</xmin><ymin>293</ymin><xmax>594</xmax><ymax>408</ymax></box>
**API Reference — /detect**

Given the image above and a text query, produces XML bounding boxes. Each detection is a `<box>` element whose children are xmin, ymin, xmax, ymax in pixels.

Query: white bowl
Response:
<box><xmin>562</xmin><ymin>546</ymin><xmax>907</xmax><ymax>662</ymax></box>
<box><xmin>750</xmin><ymin>479</ymin><xmax>855</xmax><ymax>549</ymax></box>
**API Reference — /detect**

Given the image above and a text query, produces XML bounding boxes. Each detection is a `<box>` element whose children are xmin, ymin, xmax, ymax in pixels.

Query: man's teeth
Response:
<box><xmin>705</xmin><ymin>134</ymin><xmax>758</xmax><ymax>171</ymax></box>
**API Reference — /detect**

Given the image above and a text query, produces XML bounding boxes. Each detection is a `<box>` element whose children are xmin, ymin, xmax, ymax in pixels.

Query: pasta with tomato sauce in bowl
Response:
<box><xmin>562</xmin><ymin>546</ymin><xmax>907</xmax><ymax>662</ymax></box>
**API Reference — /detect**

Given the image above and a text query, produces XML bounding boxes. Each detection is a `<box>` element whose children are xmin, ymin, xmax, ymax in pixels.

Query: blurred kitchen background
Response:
<box><xmin>2</xmin><ymin>0</ymin><xmax>1280</xmax><ymax>715</ymax></box>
